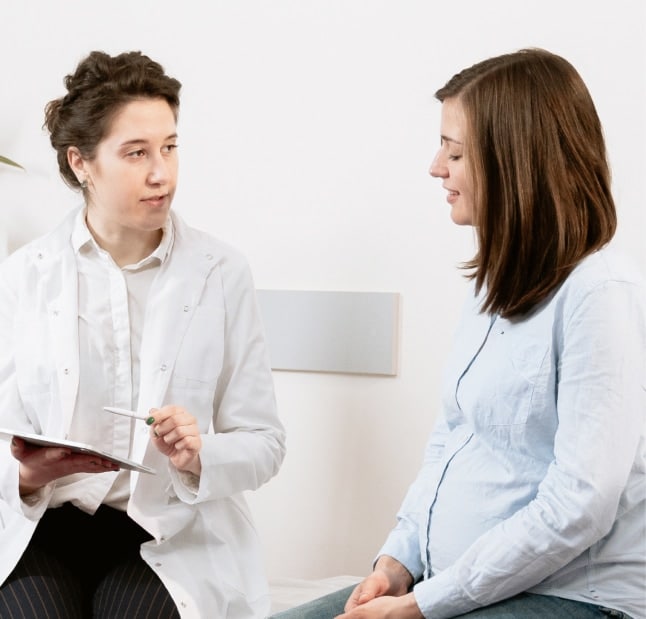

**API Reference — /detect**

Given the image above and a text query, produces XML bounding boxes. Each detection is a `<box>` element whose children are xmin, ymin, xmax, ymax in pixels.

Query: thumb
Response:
<box><xmin>357</xmin><ymin>578</ymin><xmax>383</xmax><ymax>603</ymax></box>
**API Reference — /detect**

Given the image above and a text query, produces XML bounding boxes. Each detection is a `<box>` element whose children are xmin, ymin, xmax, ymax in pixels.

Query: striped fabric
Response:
<box><xmin>0</xmin><ymin>503</ymin><xmax>179</xmax><ymax>618</ymax></box>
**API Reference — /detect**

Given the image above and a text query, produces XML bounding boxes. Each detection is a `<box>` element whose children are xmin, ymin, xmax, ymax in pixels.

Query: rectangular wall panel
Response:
<box><xmin>256</xmin><ymin>289</ymin><xmax>400</xmax><ymax>376</ymax></box>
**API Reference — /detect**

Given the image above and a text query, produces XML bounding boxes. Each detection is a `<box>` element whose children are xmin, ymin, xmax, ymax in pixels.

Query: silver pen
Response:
<box><xmin>103</xmin><ymin>406</ymin><xmax>156</xmax><ymax>425</ymax></box>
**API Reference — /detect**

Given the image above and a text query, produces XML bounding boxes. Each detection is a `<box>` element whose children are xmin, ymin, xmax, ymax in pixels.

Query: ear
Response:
<box><xmin>67</xmin><ymin>147</ymin><xmax>88</xmax><ymax>184</ymax></box>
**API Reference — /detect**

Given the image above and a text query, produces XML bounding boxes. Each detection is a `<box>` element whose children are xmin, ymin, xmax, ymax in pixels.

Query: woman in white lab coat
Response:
<box><xmin>0</xmin><ymin>50</ymin><xmax>285</xmax><ymax>619</ymax></box>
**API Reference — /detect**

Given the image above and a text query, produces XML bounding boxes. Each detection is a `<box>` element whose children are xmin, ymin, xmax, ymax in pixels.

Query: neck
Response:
<box><xmin>85</xmin><ymin>218</ymin><xmax>163</xmax><ymax>268</ymax></box>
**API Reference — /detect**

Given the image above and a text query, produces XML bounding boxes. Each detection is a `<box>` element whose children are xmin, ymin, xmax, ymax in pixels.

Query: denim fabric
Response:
<box><xmin>269</xmin><ymin>589</ymin><xmax>633</xmax><ymax>619</ymax></box>
<box><xmin>269</xmin><ymin>585</ymin><xmax>353</xmax><ymax>619</ymax></box>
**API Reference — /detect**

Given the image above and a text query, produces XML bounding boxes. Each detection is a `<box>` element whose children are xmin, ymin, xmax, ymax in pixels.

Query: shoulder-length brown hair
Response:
<box><xmin>435</xmin><ymin>48</ymin><xmax>616</xmax><ymax>318</ymax></box>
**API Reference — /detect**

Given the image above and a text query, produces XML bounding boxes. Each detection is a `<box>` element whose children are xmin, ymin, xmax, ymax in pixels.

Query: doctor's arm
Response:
<box><xmin>167</xmin><ymin>255</ymin><xmax>285</xmax><ymax>502</ymax></box>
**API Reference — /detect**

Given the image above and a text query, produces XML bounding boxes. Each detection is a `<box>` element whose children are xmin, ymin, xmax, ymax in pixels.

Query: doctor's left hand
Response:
<box><xmin>148</xmin><ymin>405</ymin><xmax>202</xmax><ymax>475</ymax></box>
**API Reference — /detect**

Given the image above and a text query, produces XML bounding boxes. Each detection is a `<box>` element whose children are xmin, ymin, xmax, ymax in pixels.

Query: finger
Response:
<box><xmin>346</xmin><ymin>579</ymin><xmax>380</xmax><ymax>610</ymax></box>
<box><xmin>345</xmin><ymin>584</ymin><xmax>365</xmax><ymax>610</ymax></box>
<box><xmin>10</xmin><ymin>437</ymin><xmax>24</xmax><ymax>456</ymax></box>
<box><xmin>171</xmin><ymin>435</ymin><xmax>201</xmax><ymax>451</ymax></box>
<box><xmin>44</xmin><ymin>448</ymin><xmax>72</xmax><ymax>461</ymax></box>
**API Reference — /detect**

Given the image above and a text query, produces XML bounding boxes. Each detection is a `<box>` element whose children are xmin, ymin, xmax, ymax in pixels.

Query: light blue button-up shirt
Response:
<box><xmin>379</xmin><ymin>246</ymin><xmax>646</xmax><ymax>619</ymax></box>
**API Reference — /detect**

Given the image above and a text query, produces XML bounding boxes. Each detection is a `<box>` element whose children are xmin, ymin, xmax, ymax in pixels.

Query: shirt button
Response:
<box><xmin>155</xmin><ymin>562</ymin><xmax>162</xmax><ymax>567</ymax></box>
<box><xmin>205</xmin><ymin>253</ymin><xmax>213</xmax><ymax>261</ymax></box>
<box><xmin>63</xmin><ymin>368</ymin><xmax>70</xmax><ymax>375</ymax></box>
<box><xmin>183</xmin><ymin>305</ymin><xmax>189</xmax><ymax>312</ymax></box>
<box><xmin>160</xmin><ymin>364</ymin><xmax>167</xmax><ymax>371</ymax></box>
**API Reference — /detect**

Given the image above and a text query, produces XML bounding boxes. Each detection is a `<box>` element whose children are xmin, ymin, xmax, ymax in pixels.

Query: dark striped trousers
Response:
<box><xmin>0</xmin><ymin>503</ymin><xmax>180</xmax><ymax>619</ymax></box>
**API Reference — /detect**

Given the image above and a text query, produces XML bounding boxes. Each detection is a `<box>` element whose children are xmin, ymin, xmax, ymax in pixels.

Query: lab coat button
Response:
<box><xmin>63</xmin><ymin>368</ymin><xmax>69</xmax><ymax>375</ymax></box>
<box><xmin>205</xmin><ymin>253</ymin><xmax>213</xmax><ymax>261</ymax></box>
<box><xmin>183</xmin><ymin>305</ymin><xmax>189</xmax><ymax>312</ymax></box>
<box><xmin>155</xmin><ymin>562</ymin><xmax>162</xmax><ymax>567</ymax></box>
<box><xmin>37</xmin><ymin>252</ymin><xmax>43</xmax><ymax>260</ymax></box>
<box><xmin>160</xmin><ymin>364</ymin><xmax>167</xmax><ymax>371</ymax></box>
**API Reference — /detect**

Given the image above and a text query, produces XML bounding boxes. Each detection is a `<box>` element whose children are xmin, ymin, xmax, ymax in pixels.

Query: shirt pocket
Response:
<box><xmin>473</xmin><ymin>333</ymin><xmax>551</xmax><ymax>427</ymax></box>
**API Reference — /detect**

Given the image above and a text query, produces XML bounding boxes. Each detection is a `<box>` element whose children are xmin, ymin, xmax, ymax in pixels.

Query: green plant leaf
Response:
<box><xmin>0</xmin><ymin>155</ymin><xmax>23</xmax><ymax>169</ymax></box>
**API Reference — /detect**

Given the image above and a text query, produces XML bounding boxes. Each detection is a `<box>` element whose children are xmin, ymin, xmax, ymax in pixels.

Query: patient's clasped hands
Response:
<box><xmin>336</xmin><ymin>556</ymin><xmax>424</xmax><ymax>619</ymax></box>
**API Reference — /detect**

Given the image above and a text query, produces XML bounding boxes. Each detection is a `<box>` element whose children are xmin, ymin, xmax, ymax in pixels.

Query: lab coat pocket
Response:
<box><xmin>172</xmin><ymin>303</ymin><xmax>225</xmax><ymax>390</ymax></box>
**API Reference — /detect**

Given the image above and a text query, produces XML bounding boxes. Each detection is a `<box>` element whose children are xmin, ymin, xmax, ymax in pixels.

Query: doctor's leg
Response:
<box><xmin>93</xmin><ymin>556</ymin><xmax>180</xmax><ymax>619</ymax></box>
<box><xmin>0</xmin><ymin>546</ymin><xmax>84</xmax><ymax>618</ymax></box>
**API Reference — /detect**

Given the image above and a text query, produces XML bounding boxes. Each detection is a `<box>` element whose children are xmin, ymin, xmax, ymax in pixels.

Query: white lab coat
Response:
<box><xmin>0</xmin><ymin>207</ymin><xmax>286</xmax><ymax>618</ymax></box>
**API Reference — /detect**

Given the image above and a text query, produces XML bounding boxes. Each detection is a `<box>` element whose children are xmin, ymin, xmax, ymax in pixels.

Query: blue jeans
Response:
<box><xmin>269</xmin><ymin>586</ymin><xmax>632</xmax><ymax>619</ymax></box>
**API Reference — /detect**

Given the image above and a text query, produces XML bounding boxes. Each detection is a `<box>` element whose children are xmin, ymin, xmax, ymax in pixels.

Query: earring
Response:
<box><xmin>80</xmin><ymin>179</ymin><xmax>88</xmax><ymax>190</ymax></box>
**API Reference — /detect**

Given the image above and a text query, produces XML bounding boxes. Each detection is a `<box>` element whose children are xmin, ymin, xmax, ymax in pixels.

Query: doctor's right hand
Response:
<box><xmin>10</xmin><ymin>437</ymin><xmax>119</xmax><ymax>496</ymax></box>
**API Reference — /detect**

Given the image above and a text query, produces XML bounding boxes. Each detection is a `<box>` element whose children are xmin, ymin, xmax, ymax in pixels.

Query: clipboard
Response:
<box><xmin>0</xmin><ymin>428</ymin><xmax>156</xmax><ymax>474</ymax></box>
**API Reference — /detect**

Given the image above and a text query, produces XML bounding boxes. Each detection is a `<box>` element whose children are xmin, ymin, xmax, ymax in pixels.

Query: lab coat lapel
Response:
<box><xmin>36</xmin><ymin>242</ymin><xmax>80</xmax><ymax>433</ymax></box>
<box><xmin>130</xmin><ymin>233</ymin><xmax>217</xmax><ymax>468</ymax></box>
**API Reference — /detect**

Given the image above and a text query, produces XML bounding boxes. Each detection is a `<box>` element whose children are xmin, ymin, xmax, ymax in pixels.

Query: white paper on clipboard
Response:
<box><xmin>0</xmin><ymin>428</ymin><xmax>156</xmax><ymax>474</ymax></box>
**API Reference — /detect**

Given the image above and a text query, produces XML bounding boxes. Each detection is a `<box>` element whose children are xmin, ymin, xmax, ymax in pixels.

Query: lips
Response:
<box><xmin>446</xmin><ymin>189</ymin><xmax>459</xmax><ymax>204</ymax></box>
<box><xmin>142</xmin><ymin>194</ymin><xmax>168</xmax><ymax>207</ymax></box>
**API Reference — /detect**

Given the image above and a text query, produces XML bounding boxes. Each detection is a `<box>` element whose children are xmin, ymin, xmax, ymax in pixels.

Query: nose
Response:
<box><xmin>429</xmin><ymin>151</ymin><xmax>447</xmax><ymax>178</ymax></box>
<box><xmin>147</xmin><ymin>153</ymin><xmax>173</xmax><ymax>185</ymax></box>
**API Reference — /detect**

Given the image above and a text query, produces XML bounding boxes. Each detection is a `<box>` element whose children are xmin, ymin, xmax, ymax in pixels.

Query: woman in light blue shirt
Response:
<box><xmin>272</xmin><ymin>49</ymin><xmax>645</xmax><ymax>619</ymax></box>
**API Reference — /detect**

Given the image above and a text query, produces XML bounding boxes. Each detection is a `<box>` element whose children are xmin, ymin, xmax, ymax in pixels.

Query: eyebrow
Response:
<box><xmin>440</xmin><ymin>134</ymin><xmax>463</xmax><ymax>145</ymax></box>
<box><xmin>119</xmin><ymin>133</ymin><xmax>178</xmax><ymax>147</ymax></box>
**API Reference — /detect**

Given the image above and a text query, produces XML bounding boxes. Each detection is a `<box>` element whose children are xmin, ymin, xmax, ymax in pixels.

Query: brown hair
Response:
<box><xmin>44</xmin><ymin>51</ymin><xmax>182</xmax><ymax>189</ymax></box>
<box><xmin>435</xmin><ymin>48</ymin><xmax>616</xmax><ymax>318</ymax></box>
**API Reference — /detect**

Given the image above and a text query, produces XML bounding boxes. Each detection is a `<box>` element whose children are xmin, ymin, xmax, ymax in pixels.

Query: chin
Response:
<box><xmin>450</xmin><ymin>211</ymin><xmax>473</xmax><ymax>226</ymax></box>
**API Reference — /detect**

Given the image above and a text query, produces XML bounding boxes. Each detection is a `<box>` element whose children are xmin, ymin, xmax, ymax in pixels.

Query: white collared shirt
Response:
<box><xmin>50</xmin><ymin>209</ymin><xmax>174</xmax><ymax>513</ymax></box>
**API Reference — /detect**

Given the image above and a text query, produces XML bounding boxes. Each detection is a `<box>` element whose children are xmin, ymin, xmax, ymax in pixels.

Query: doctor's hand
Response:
<box><xmin>11</xmin><ymin>437</ymin><xmax>119</xmax><ymax>496</ymax></box>
<box><xmin>149</xmin><ymin>405</ymin><xmax>202</xmax><ymax>475</ymax></box>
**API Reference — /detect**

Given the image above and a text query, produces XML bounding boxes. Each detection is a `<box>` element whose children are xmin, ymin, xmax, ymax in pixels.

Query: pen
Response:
<box><xmin>103</xmin><ymin>407</ymin><xmax>156</xmax><ymax>425</ymax></box>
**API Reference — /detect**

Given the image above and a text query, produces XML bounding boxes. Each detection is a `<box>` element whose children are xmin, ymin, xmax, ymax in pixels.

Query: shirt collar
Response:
<box><xmin>71</xmin><ymin>207</ymin><xmax>174</xmax><ymax>268</ymax></box>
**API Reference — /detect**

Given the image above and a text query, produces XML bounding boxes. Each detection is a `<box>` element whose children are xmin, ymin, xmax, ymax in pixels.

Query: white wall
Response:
<box><xmin>1</xmin><ymin>1</ymin><xmax>644</xmax><ymax>580</ymax></box>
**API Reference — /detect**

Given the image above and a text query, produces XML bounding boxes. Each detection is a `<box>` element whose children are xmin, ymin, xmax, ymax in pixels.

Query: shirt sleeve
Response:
<box><xmin>412</xmin><ymin>279</ymin><xmax>646</xmax><ymax>618</ymax></box>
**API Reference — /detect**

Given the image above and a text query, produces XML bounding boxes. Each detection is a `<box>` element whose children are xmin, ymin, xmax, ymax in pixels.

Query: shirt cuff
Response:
<box><xmin>177</xmin><ymin>470</ymin><xmax>200</xmax><ymax>494</ymax></box>
<box><xmin>168</xmin><ymin>465</ymin><xmax>201</xmax><ymax>502</ymax></box>
<box><xmin>377</xmin><ymin>529</ymin><xmax>425</xmax><ymax>582</ymax></box>
<box><xmin>413</xmin><ymin>566</ymin><xmax>478</xmax><ymax>619</ymax></box>
<box><xmin>20</xmin><ymin>484</ymin><xmax>53</xmax><ymax>519</ymax></box>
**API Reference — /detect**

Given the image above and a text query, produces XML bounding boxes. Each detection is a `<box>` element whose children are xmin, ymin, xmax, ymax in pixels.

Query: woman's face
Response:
<box><xmin>429</xmin><ymin>97</ymin><xmax>474</xmax><ymax>226</ymax></box>
<box><xmin>70</xmin><ymin>97</ymin><xmax>178</xmax><ymax>239</ymax></box>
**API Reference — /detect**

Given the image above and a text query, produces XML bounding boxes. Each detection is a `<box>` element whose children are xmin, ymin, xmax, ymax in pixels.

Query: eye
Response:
<box><xmin>162</xmin><ymin>144</ymin><xmax>178</xmax><ymax>154</ymax></box>
<box><xmin>448</xmin><ymin>154</ymin><xmax>462</xmax><ymax>162</ymax></box>
<box><xmin>127</xmin><ymin>149</ymin><xmax>145</xmax><ymax>158</ymax></box>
